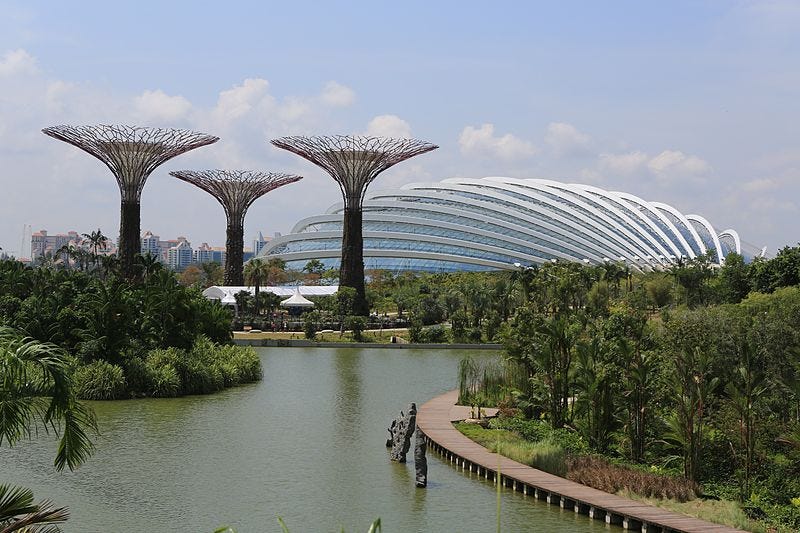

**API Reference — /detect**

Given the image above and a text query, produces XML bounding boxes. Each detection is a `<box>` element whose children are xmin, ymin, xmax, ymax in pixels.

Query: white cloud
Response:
<box><xmin>598</xmin><ymin>151</ymin><xmax>649</xmax><ymax>175</ymax></box>
<box><xmin>134</xmin><ymin>89</ymin><xmax>192</xmax><ymax>123</ymax></box>
<box><xmin>321</xmin><ymin>81</ymin><xmax>355</xmax><ymax>107</ymax></box>
<box><xmin>366</xmin><ymin>114</ymin><xmax>412</xmax><ymax>138</ymax></box>
<box><xmin>742</xmin><ymin>177</ymin><xmax>779</xmax><ymax>192</ymax></box>
<box><xmin>647</xmin><ymin>150</ymin><xmax>711</xmax><ymax>177</ymax></box>
<box><xmin>213</xmin><ymin>78</ymin><xmax>273</xmax><ymax>121</ymax></box>
<box><xmin>458</xmin><ymin>123</ymin><xmax>537</xmax><ymax>160</ymax></box>
<box><xmin>595</xmin><ymin>149</ymin><xmax>711</xmax><ymax>181</ymax></box>
<box><xmin>545</xmin><ymin>122</ymin><xmax>590</xmax><ymax>156</ymax></box>
<box><xmin>0</xmin><ymin>48</ymin><xmax>38</xmax><ymax>76</ymax></box>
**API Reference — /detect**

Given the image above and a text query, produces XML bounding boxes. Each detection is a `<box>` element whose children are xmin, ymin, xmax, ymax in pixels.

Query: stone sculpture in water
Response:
<box><xmin>387</xmin><ymin>402</ymin><xmax>427</xmax><ymax>487</ymax></box>
<box><xmin>389</xmin><ymin>403</ymin><xmax>417</xmax><ymax>463</ymax></box>
<box><xmin>414</xmin><ymin>427</ymin><xmax>427</xmax><ymax>487</ymax></box>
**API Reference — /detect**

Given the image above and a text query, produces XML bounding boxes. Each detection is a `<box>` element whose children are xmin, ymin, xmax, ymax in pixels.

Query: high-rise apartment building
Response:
<box><xmin>167</xmin><ymin>239</ymin><xmax>193</xmax><ymax>271</ymax></box>
<box><xmin>193</xmin><ymin>242</ymin><xmax>215</xmax><ymax>264</ymax></box>
<box><xmin>31</xmin><ymin>230</ymin><xmax>80</xmax><ymax>258</ymax></box>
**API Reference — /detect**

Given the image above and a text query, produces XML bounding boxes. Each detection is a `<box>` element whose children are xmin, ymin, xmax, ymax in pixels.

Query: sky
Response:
<box><xmin>0</xmin><ymin>0</ymin><xmax>798</xmax><ymax>257</ymax></box>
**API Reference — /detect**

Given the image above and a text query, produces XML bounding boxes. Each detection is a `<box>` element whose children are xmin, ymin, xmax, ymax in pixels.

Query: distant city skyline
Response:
<box><xmin>0</xmin><ymin>1</ymin><xmax>798</xmax><ymax>255</ymax></box>
<box><xmin>21</xmin><ymin>227</ymin><xmax>271</xmax><ymax>269</ymax></box>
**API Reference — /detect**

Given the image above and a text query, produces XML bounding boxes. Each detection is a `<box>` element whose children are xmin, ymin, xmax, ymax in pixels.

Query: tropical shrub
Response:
<box><xmin>73</xmin><ymin>360</ymin><xmax>127</xmax><ymax>400</ymax></box>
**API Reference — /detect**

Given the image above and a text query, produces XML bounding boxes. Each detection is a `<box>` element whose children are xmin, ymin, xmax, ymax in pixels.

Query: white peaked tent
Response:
<box><xmin>203</xmin><ymin>285</ymin><xmax>337</xmax><ymax>307</ymax></box>
<box><xmin>279</xmin><ymin>287</ymin><xmax>315</xmax><ymax>308</ymax></box>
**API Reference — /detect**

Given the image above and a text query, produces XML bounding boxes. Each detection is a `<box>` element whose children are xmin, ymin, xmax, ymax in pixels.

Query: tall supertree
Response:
<box><xmin>169</xmin><ymin>170</ymin><xmax>303</xmax><ymax>286</ymax></box>
<box><xmin>271</xmin><ymin>135</ymin><xmax>437</xmax><ymax>315</ymax></box>
<box><xmin>42</xmin><ymin>125</ymin><xmax>218</xmax><ymax>278</ymax></box>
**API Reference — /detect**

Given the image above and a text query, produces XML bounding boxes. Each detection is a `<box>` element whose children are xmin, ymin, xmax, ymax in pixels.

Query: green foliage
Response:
<box><xmin>645</xmin><ymin>274</ymin><xmax>673</xmax><ymax>309</ymax></box>
<box><xmin>490</xmin><ymin>416</ymin><xmax>590</xmax><ymax>455</ymax></box>
<box><xmin>73</xmin><ymin>360</ymin><xmax>127</xmax><ymax>400</ymax></box>
<box><xmin>456</xmin><ymin>422</ymin><xmax>567</xmax><ymax>476</ymax></box>
<box><xmin>457</xmin><ymin>356</ymin><xmax>507</xmax><ymax>409</ymax></box>
<box><xmin>0</xmin><ymin>259</ymin><xmax>232</xmax><ymax>362</ymax></box>
<box><xmin>343</xmin><ymin>315</ymin><xmax>366</xmax><ymax>342</ymax></box>
<box><xmin>139</xmin><ymin>337</ymin><xmax>261</xmax><ymax>397</ymax></box>
<box><xmin>303</xmin><ymin>312</ymin><xmax>318</xmax><ymax>340</ymax></box>
<box><xmin>0</xmin><ymin>327</ymin><xmax>96</xmax><ymax>472</ymax></box>
<box><xmin>0</xmin><ymin>483</ymin><xmax>70</xmax><ymax>532</ymax></box>
<box><xmin>336</xmin><ymin>286</ymin><xmax>358</xmax><ymax>318</ymax></box>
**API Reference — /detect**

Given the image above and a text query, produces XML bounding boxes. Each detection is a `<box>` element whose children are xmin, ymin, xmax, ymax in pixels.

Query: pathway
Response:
<box><xmin>416</xmin><ymin>390</ymin><xmax>745</xmax><ymax>533</ymax></box>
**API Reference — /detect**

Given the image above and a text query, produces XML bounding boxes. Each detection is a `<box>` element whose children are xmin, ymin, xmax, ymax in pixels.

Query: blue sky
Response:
<box><xmin>0</xmin><ymin>1</ymin><xmax>797</xmax><ymax>257</ymax></box>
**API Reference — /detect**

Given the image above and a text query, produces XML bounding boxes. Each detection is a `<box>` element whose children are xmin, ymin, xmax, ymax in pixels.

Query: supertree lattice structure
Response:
<box><xmin>271</xmin><ymin>135</ymin><xmax>437</xmax><ymax>315</ymax></box>
<box><xmin>169</xmin><ymin>170</ymin><xmax>303</xmax><ymax>286</ymax></box>
<box><xmin>42</xmin><ymin>124</ymin><xmax>218</xmax><ymax>277</ymax></box>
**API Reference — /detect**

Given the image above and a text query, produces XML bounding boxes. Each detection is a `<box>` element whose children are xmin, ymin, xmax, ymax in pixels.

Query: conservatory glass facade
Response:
<box><xmin>258</xmin><ymin>177</ymin><xmax>763</xmax><ymax>273</ymax></box>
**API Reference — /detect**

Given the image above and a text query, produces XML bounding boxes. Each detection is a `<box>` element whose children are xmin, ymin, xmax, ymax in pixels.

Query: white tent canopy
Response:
<box><xmin>279</xmin><ymin>287</ymin><xmax>315</xmax><ymax>308</ymax></box>
<box><xmin>202</xmin><ymin>285</ymin><xmax>338</xmax><ymax>306</ymax></box>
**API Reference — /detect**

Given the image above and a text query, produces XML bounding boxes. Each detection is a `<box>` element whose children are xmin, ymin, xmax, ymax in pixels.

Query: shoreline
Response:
<box><xmin>232</xmin><ymin>338</ymin><xmax>502</xmax><ymax>349</ymax></box>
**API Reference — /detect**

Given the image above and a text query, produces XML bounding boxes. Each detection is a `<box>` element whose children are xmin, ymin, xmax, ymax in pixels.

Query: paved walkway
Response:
<box><xmin>416</xmin><ymin>390</ymin><xmax>745</xmax><ymax>533</ymax></box>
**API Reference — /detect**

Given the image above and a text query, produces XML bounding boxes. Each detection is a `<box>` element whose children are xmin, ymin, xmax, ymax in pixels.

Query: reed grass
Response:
<box><xmin>457</xmin><ymin>356</ymin><xmax>508</xmax><ymax>407</ymax></box>
<box><xmin>456</xmin><ymin>423</ymin><xmax>567</xmax><ymax>476</ymax></box>
<box><xmin>567</xmin><ymin>455</ymin><xmax>699</xmax><ymax>502</ymax></box>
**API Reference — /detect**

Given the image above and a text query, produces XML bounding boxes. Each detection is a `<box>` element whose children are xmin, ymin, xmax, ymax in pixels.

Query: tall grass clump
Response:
<box><xmin>456</xmin><ymin>423</ymin><xmax>567</xmax><ymax>476</ymax></box>
<box><xmin>489</xmin><ymin>439</ymin><xmax>567</xmax><ymax>477</ymax></box>
<box><xmin>73</xmin><ymin>360</ymin><xmax>127</xmax><ymax>400</ymax></box>
<box><xmin>142</xmin><ymin>337</ymin><xmax>261</xmax><ymax>397</ymax></box>
<box><xmin>457</xmin><ymin>355</ymin><xmax>507</xmax><ymax>407</ymax></box>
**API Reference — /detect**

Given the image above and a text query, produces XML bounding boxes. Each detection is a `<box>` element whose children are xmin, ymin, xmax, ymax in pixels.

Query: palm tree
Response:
<box><xmin>0</xmin><ymin>326</ymin><xmax>96</xmax><ymax>471</ymax></box>
<box><xmin>0</xmin><ymin>484</ymin><xmax>69</xmax><ymax>533</ymax></box>
<box><xmin>244</xmin><ymin>258</ymin><xmax>270</xmax><ymax>316</ymax></box>
<box><xmin>0</xmin><ymin>327</ymin><xmax>96</xmax><ymax>532</ymax></box>
<box><xmin>82</xmin><ymin>229</ymin><xmax>108</xmax><ymax>269</ymax></box>
<box><xmin>135</xmin><ymin>252</ymin><xmax>162</xmax><ymax>281</ymax></box>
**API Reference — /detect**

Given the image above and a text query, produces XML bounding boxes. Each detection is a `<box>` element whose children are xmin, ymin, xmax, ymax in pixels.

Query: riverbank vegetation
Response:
<box><xmin>0</xmin><ymin>256</ymin><xmax>261</xmax><ymax>399</ymax></box>
<box><xmin>452</xmin><ymin>246</ymin><xmax>800</xmax><ymax>532</ymax></box>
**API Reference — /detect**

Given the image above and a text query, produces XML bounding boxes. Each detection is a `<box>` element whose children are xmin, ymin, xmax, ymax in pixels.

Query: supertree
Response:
<box><xmin>271</xmin><ymin>135</ymin><xmax>437</xmax><ymax>315</ymax></box>
<box><xmin>42</xmin><ymin>125</ymin><xmax>218</xmax><ymax>278</ymax></box>
<box><xmin>169</xmin><ymin>170</ymin><xmax>302</xmax><ymax>286</ymax></box>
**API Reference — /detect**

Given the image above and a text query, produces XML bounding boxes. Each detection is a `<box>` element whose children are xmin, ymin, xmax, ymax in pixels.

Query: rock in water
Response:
<box><xmin>386</xmin><ymin>419</ymin><xmax>397</xmax><ymax>448</ymax></box>
<box><xmin>389</xmin><ymin>403</ymin><xmax>417</xmax><ymax>463</ymax></box>
<box><xmin>414</xmin><ymin>427</ymin><xmax>427</xmax><ymax>487</ymax></box>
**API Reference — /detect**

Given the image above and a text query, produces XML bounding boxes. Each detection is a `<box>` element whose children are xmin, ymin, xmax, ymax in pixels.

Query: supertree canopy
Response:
<box><xmin>169</xmin><ymin>170</ymin><xmax>302</xmax><ymax>286</ymax></box>
<box><xmin>42</xmin><ymin>125</ymin><xmax>218</xmax><ymax>277</ymax></box>
<box><xmin>271</xmin><ymin>135</ymin><xmax>437</xmax><ymax>315</ymax></box>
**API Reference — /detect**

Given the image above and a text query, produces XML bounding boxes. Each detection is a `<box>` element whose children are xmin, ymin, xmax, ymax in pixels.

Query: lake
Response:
<box><xmin>1</xmin><ymin>347</ymin><xmax>614</xmax><ymax>532</ymax></box>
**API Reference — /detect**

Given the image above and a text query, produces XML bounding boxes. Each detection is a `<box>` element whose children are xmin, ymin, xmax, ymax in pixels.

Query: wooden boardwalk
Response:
<box><xmin>417</xmin><ymin>390</ymin><xmax>745</xmax><ymax>533</ymax></box>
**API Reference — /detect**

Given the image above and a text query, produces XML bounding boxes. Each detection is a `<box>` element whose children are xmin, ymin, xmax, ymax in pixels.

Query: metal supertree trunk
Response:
<box><xmin>169</xmin><ymin>170</ymin><xmax>302</xmax><ymax>286</ymax></box>
<box><xmin>271</xmin><ymin>135</ymin><xmax>437</xmax><ymax>315</ymax></box>
<box><xmin>42</xmin><ymin>125</ymin><xmax>218</xmax><ymax>278</ymax></box>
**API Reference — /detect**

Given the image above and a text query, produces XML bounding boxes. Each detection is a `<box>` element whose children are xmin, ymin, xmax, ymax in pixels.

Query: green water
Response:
<box><xmin>1</xmin><ymin>347</ymin><xmax>613</xmax><ymax>532</ymax></box>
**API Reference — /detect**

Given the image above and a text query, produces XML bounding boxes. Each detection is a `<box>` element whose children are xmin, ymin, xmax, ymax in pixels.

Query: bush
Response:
<box><xmin>344</xmin><ymin>315</ymin><xmax>366</xmax><ymax>342</ymax></box>
<box><xmin>121</xmin><ymin>355</ymin><xmax>148</xmax><ymax>394</ymax></box>
<box><xmin>490</xmin><ymin>416</ymin><xmax>590</xmax><ymax>455</ymax></box>
<box><xmin>418</xmin><ymin>325</ymin><xmax>448</xmax><ymax>343</ymax></box>
<box><xmin>303</xmin><ymin>313</ymin><xmax>317</xmax><ymax>340</ymax></box>
<box><xmin>141</xmin><ymin>338</ymin><xmax>262</xmax><ymax>397</ymax></box>
<box><xmin>73</xmin><ymin>360</ymin><xmax>127</xmax><ymax>400</ymax></box>
<box><xmin>144</xmin><ymin>348</ymin><xmax>182</xmax><ymax>397</ymax></box>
